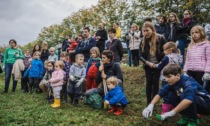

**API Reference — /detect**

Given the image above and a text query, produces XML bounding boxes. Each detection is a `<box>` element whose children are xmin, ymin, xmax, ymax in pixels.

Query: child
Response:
<box><xmin>29</xmin><ymin>51</ymin><xmax>44</xmax><ymax>93</ymax></box>
<box><xmin>104</xmin><ymin>76</ymin><xmax>128</xmax><ymax>116</ymax></box>
<box><xmin>155</xmin><ymin>42</ymin><xmax>183</xmax><ymax>114</ymax></box>
<box><xmin>48</xmin><ymin>47</ymin><xmax>58</xmax><ymax>62</ymax></box>
<box><xmin>55</xmin><ymin>41</ymin><xmax>62</xmax><ymax>60</ymax></box>
<box><xmin>86</xmin><ymin>47</ymin><xmax>101</xmax><ymax>91</ymax></box>
<box><xmin>184</xmin><ymin>25</ymin><xmax>210</xmax><ymax>86</ymax></box>
<box><xmin>60</xmin><ymin>52</ymin><xmax>70</xmax><ymax>103</ymax></box>
<box><xmin>68</xmin><ymin>38</ymin><xmax>78</xmax><ymax>64</ymax></box>
<box><xmin>48</xmin><ymin>61</ymin><xmax>65</xmax><ymax>108</ymax></box>
<box><xmin>21</xmin><ymin>49</ymin><xmax>32</xmax><ymax>92</ymax></box>
<box><xmin>67</xmin><ymin>54</ymin><xmax>86</xmax><ymax>107</ymax></box>
<box><xmin>142</xmin><ymin>64</ymin><xmax>210</xmax><ymax>126</ymax></box>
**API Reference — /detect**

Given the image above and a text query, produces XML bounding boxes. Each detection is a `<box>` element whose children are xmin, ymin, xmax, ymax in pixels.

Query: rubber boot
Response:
<box><xmin>161</xmin><ymin>103</ymin><xmax>174</xmax><ymax>115</ymax></box>
<box><xmin>108</xmin><ymin>105</ymin><xmax>117</xmax><ymax>113</ymax></box>
<box><xmin>114</xmin><ymin>107</ymin><xmax>123</xmax><ymax>116</ymax></box>
<box><xmin>51</xmin><ymin>99</ymin><xmax>61</xmax><ymax>108</ymax></box>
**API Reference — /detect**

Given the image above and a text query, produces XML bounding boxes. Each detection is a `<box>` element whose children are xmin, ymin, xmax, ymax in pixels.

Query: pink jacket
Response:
<box><xmin>184</xmin><ymin>41</ymin><xmax>210</xmax><ymax>73</ymax></box>
<box><xmin>49</xmin><ymin>69</ymin><xmax>65</xmax><ymax>87</ymax></box>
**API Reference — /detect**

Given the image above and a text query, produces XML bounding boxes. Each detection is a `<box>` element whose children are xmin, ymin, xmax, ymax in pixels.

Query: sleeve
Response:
<box><xmin>157</xmin><ymin>56</ymin><xmax>169</xmax><ymax>70</ymax></box>
<box><xmin>139</xmin><ymin>40</ymin><xmax>147</xmax><ymax>64</ymax></box>
<box><xmin>17</xmin><ymin>49</ymin><xmax>24</xmax><ymax>59</ymax></box>
<box><xmin>106</xmin><ymin>63</ymin><xmax>123</xmax><ymax>82</ymax></box>
<box><xmin>76</xmin><ymin>39</ymin><xmax>96</xmax><ymax>53</ymax></box>
<box><xmin>205</xmin><ymin>43</ymin><xmax>210</xmax><ymax>73</ymax></box>
<box><xmin>39</xmin><ymin>61</ymin><xmax>44</xmax><ymax>78</ymax></box>
<box><xmin>23</xmin><ymin>69</ymin><xmax>29</xmax><ymax>78</ymax></box>
<box><xmin>158</xmin><ymin>84</ymin><xmax>171</xmax><ymax>98</ymax></box>
<box><xmin>50</xmin><ymin>71</ymin><xmax>64</xmax><ymax>83</ymax></box>
<box><xmin>182</xmin><ymin>79</ymin><xmax>197</xmax><ymax>102</ymax></box>
<box><xmin>69</xmin><ymin>65</ymin><xmax>74</xmax><ymax>77</ymax></box>
<box><xmin>183</xmin><ymin>47</ymin><xmax>190</xmax><ymax>72</ymax></box>
<box><xmin>116</xmin><ymin>28</ymin><xmax>122</xmax><ymax>39</ymax></box>
<box><xmin>74</xmin><ymin>42</ymin><xmax>81</xmax><ymax>54</ymax></box>
<box><xmin>117</xmin><ymin>40</ymin><xmax>124</xmax><ymax>60</ymax></box>
<box><xmin>100</xmin><ymin>30</ymin><xmax>108</xmax><ymax>41</ymax></box>
<box><xmin>104</xmin><ymin>92</ymin><xmax>110</xmax><ymax>100</ymax></box>
<box><xmin>3</xmin><ymin>48</ymin><xmax>8</xmax><ymax>65</ymax></box>
<box><xmin>81</xmin><ymin>67</ymin><xmax>86</xmax><ymax>78</ymax></box>
<box><xmin>109</xmin><ymin>91</ymin><xmax>124</xmax><ymax>104</ymax></box>
<box><xmin>55</xmin><ymin>55</ymin><xmax>58</xmax><ymax>61</ymax></box>
<box><xmin>95</xmin><ymin>71</ymin><xmax>102</xmax><ymax>85</ymax></box>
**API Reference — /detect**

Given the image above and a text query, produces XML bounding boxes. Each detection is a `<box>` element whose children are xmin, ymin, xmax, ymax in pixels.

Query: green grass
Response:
<box><xmin>0</xmin><ymin>66</ymin><xmax>209</xmax><ymax>126</ymax></box>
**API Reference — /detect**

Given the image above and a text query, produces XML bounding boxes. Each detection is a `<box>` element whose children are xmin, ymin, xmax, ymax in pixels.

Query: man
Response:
<box><xmin>75</xmin><ymin>27</ymin><xmax>96</xmax><ymax>62</ymax></box>
<box><xmin>142</xmin><ymin>64</ymin><xmax>210</xmax><ymax>126</ymax></box>
<box><xmin>95</xmin><ymin>23</ymin><xmax>108</xmax><ymax>54</ymax></box>
<box><xmin>113</xmin><ymin>22</ymin><xmax>122</xmax><ymax>39</ymax></box>
<box><xmin>62</xmin><ymin>35</ymin><xmax>70</xmax><ymax>52</ymax></box>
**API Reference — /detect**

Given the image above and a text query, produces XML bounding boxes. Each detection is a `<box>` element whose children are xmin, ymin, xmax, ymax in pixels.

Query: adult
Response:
<box><xmin>40</xmin><ymin>42</ymin><xmax>49</xmax><ymax>63</ymax></box>
<box><xmin>85</xmin><ymin>50</ymin><xmax>123</xmax><ymax>96</ymax></box>
<box><xmin>62</xmin><ymin>35</ymin><xmax>70</xmax><ymax>52</ymax></box>
<box><xmin>142</xmin><ymin>64</ymin><xmax>210</xmax><ymax>126</ymax></box>
<box><xmin>75</xmin><ymin>27</ymin><xmax>96</xmax><ymax>63</ymax></box>
<box><xmin>32</xmin><ymin>44</ymin><xmax>41</xmax><ymax>56</ymax></box>
<box><xmin>167</xmin><ymin>13</ymin><xmax>180</xmax><ymax>42</ymax></box>
<box><xmin>129</xmin><ymin>23</ymin><xmax>141</xmax><ymax>67</ymax></box>
<box><xmin>177</xmin><ymin>10</ymin><xmax>196</xmax><ymax>67</ymax></box>
<box><xmin>139</xmin><ymin>22</ymin><xmax>166</xmax><ymax>105</ymax></box>
<box><xmin>113</xmin><ymin>22</ymin><xmax>122</xmax><ymax>39</ymax></box>
<box><xmin>2</xmin><ymin>39</ymin><xmax>24</xmax><ymax>93</ymax></box>
<box><xmin>140</xmin><ymin>17</ymin><xmax>153</xmax><ymax>38</ymax></box>
<box><xmin>105</xmin><ymin>28</ymin><xmax>123</xmax><ymax>63</ymax></box>
<box><xmin>155</xmin><ymin>15</ymin><xmax>169</xmax><ymax>40</ymax></box>
<box><xmin>95</xmin><ymin>23</ymin><xmax>108</xmax><ymax>54</ymax></box>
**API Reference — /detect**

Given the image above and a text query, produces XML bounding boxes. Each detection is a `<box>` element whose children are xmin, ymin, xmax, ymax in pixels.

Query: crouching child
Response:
<box><xmin>104</xmin><ymin>76</ymin><xmax>128</xmax><ymax>116</ymax></box>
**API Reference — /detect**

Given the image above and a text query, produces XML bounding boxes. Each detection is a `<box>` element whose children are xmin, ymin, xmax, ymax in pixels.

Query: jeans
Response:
<box><xmin>127</xmin><ymin>49</ymin><xmax>132</xmax><ymax>67</ymax></box>
<box><xmin>131</xmin><ymin>49</ymin><xmax>139</xmax><ymax>67</ymax></box>
<box><xmin>4</xmin><ymin>63</ymin><xmax>17</xmax><ymax>92</ymax></box>
<box><xmin>177</xmin><ymin>39</ymin><xmax>190</xmax><ymax>68</ymax></box>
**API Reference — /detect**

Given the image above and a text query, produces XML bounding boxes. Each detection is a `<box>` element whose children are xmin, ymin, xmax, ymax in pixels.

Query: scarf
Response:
<box><xmin>182</xmin><ymin>18</ymin><xmax>192</xmax><ymax>26</ymax></box>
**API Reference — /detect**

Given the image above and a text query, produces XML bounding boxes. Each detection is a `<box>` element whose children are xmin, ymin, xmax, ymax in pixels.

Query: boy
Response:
<box><xmin>142</xmin><ymin>64</ymin><xmax>210</xmax><ymax>126</ymax></box>
<box><xmin>48</xmin><ymin>47</ymin><xmax>58</xmax><ymax>62</ymax></box>
<box><xmin>67</xmin><ymin>54</ymin><xmax>86</xmax><ymax>107</ymax></box>
<box><xmin>60</xmin><ymin>52</ymin><xmax>70</xmax><ymax>103</ymax></box>
<box><xmin>104</xmin><ymin>76</ymin><xmax>128</xmax><ymax>116</ymax></box>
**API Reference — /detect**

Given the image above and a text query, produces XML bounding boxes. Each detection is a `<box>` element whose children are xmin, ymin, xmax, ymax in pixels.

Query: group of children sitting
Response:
<box><xmin>21</xmin><ymin>46</ymin><xmax>128</xmax><ymax>116</ymax></box>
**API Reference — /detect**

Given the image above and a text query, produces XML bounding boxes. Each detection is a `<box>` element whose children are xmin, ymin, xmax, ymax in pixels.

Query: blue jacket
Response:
<box><xmin>104</xmin><ymin>86</ymin><xmax>128</xmax><ymax>105</ymax></box>
<box><xmin>159</xmin><ymin>74</ymin><xmax>210</xmax><ymax>103</ymax></box>
<box><xmin>75</xmin><ymin>37</ymin><xmax>96</xmax><ymax>62</ymax></box>
<box><xmin>29</xmin><ymin>59</ymin><xmax>44</xmax><ymax>78</ymax></box>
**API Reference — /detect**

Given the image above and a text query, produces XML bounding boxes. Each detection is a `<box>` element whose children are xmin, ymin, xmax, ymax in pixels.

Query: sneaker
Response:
<box><xmin>187</xmin><ymin>119</ymin><xmax>200</xmax><ymax>126</ymax></box>
<box><xmin>177</xmin><ymin>116</ymin><xmax>189</xmax><ymax>125</ymax></box>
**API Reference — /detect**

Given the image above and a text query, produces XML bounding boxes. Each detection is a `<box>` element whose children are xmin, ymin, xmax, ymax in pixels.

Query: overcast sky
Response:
<box><xmin>0</xmin><ymin>0</ymin><xmax>99</xmax><ymax>46</ymax></box>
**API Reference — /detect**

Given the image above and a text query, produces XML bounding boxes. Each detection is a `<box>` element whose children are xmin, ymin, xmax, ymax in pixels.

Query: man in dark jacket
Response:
<box><xmin>62</xmin><ymin>35</ymin><xmax>70</xmax><ymax>52</ymax></box>
<box><xmin>75</xmin><ymin>27</ymin><xmax>96</xmax><ymax>62</ymax></box>
<box><xmin>95</xmin><ymin>23</ymin><xmax>108</xmax><ymax>54</ymax></box>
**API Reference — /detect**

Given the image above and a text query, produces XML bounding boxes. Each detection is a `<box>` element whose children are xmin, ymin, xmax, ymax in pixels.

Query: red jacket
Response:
<box><xmin>68</xmin><ymin>41</ymin><xmax>78</xmax><ymax>51</ymax></box>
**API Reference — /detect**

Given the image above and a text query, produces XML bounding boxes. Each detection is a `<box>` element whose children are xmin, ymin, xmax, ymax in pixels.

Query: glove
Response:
<box><xmin>202</xmin><ymin>73</ymin><xmax>210</xmax><ymax>81</ymax></box>
<box><xmin>75</xmin><ymin>78</ymin><xmax>84</xmax><ymax>88</ymax></box>
<box><xmin>161</xmin><ymin>110</ymin><xmax>176</xmax><ymax>120</ymax></box>
<box><xmin>70</xmin><ymin>75</ymin><xmax>76</xmax><ymax>81</ymax></box>
<box><xmin>142</xmin><ymin>104</ymin><xmax>154</xmax><ymax>119</ymax></box>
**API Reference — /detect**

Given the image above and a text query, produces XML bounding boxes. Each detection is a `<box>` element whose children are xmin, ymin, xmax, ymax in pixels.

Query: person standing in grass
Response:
<box><xmin>139</xmin><ymin>22</ymin><xmax>166</xmax><ymax>105</ymax></box>
<box><xmin>2</xmin><ymin>39</ymin><xmax>24</xmax><ymax>93</ymax></box>
<box><xmin>142</xmin><ymin>64</ymin><xmax>210</xmax><ymax>126</ymax></box>
<box><xmin>40</xmin><ymin>42</ymin><xmax>49</xmax><ymax>63</ymax></box>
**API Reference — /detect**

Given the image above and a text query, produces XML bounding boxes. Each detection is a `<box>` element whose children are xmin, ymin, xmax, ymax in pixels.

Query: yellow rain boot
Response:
<box><xmin>51</xmin><ymin>99</ymin><xmax>60</xmax><ymax>108</ymax></box>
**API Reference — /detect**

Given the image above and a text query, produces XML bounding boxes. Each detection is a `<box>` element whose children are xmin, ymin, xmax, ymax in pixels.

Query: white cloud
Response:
<box><xmin>0</xmin><ymin>0</ymin><xmax>98</xmax><ymax>46</ymax></box>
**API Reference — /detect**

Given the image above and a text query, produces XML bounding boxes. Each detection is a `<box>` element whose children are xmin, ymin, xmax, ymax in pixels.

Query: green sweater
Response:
<box><xmin>3</xmin><ymin>47</ymin><xmax>24</xmax><ymax>65</ymax></box>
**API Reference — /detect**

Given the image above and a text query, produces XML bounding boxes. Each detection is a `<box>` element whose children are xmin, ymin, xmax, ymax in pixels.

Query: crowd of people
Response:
<box><xmin>1</xmin><ymin>10</ymin><xmax>210</xmax><ymax>126</ymax></box>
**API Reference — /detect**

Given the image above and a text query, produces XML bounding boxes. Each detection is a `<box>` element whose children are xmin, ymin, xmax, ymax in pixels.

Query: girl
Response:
<box><xmin>48</xmin><ymin>61</ymin><xmax>65</xmax><ymax>108</ymax></box>
<box><xmin>40</xmin><ymin>42</ymin><xmax>49</xmax><ymax>63</ymax></box>
<box><xmin>139</xmin><ymin>22</ymin><xmax>166</xmax><ymax>105</ymax></box>
<box><xmin>184</xmin><ymin>25</ymin><xmax>210</xmax><ymax>86</ymax></box>
<box><xmin>32</xmin><ymin>44</ymin><xmax>41</xmax><ymax>56</ymax></box>
<box><xmin>3</xmin><ymin>39</ymin><xmax>24</xmax><ymax>93</ymax></box>
<box><xmin>29</xmin><ymin>51</ymin><xmax>44</xmax><ymax>93</ymax></box>
<box><xmin>167</xmin><ymin>12</ymin><xmax>180</xmax><ymax>42</ymax></box>
<box><xmin>155</xmin><ymin>42</ymin><xmax>183</xmax><ymax>114</ymax></box>
<box><xmin>86</xmin><ymin>47</ymin><xmax>101</xmax><ymax>91</ymax></box>
<box><xmin>129</xmin><ymin>23</ymin><xmax>141</xmax><ymax>67</ymax></box>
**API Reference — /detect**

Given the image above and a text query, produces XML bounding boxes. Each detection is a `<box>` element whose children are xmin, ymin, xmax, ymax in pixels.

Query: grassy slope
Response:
<box><xmin>0</xmin><ymin>66</ymin><xmax>209</xmax><ymax>126</ymax></box>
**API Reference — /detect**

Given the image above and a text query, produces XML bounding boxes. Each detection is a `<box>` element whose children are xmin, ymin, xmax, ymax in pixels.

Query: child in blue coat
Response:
<box><xmin>104</xmin><ymin>76</ymin><xmax>128</xmax><ymax>116</ymax></box>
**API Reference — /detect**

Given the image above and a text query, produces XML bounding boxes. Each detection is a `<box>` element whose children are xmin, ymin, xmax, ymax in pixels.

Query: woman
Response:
<box><xmin>105</xmin><ymin>28</ymin><xmax>123</xmax><ymax>63</ymax></box>
<box><xmin>40</xmin><ymin>42</ymin><xmax>49</xmax><ymax>63</ymax></box>
<box><xmin>155</xmin><ymin>15</ymin><xmax>169</xmax><ymax>40</ymax></box>
<box><xmin>139</xmin><ymin>22</ymin><xmax>166</xmax><ymax>105</ymax></box>
<box><xmin>3</xmin><ymin>39</ymin><xmax>24</xmax><ymax>93</ymax></box>
<box><xmin>177</xmin><ymin>10</ymin><xmax>196</xmax><ymax>67</ymax></box>
<box><xmin>129</xmin><ymin>23</ymin><xmax>141</xmax><ymax>67</ymax></box>
<box><xmin>85</xmin><ymin>50</ymin><xmax>123</xmax><ymax>97</ymax></box>
<box><xmin>32</xmin><ymin>44</ymin><xmax>41</xmax><ymax>56</ymax></box>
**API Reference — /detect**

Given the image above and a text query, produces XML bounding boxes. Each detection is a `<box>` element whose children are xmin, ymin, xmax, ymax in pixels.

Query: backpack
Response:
<box><xmin>87</xmin><ymin>62</ymin><xmax>98</xmax><ymax>79</ymax></box>
<box><xmin>85</xmin><ymin>93</ymin><xmax>103</xmax><ymax>109</ymax></box>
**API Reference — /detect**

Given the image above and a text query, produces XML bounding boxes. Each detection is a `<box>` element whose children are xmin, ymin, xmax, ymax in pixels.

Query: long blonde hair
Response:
<box><xmin>141</xmin><ymin>22</ymin><xmax>157</xmax><ymax>56</ymax></box>
<box><xmin>189</xmin><ymin>25</ymin><xmax>207</xmax><ymax>48</ymax></box>
<box><xmin>167</xmin><ymin>13</ymin><xmax>180</xmax><ymax>24</ymax></box>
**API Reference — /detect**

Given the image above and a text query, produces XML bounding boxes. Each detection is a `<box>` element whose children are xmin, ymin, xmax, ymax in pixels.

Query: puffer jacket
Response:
<box><xmin>129</xmin><ymin>31</ymin><xmax>141</xmax><ymax>50</ymax></box>
<box><xmin>49</xmin><ymin>69</ymin><xmax>65</xmax><ymax>87</ymax></box>
<box><xmin>184</xmin><ymin>41</ymin><xmax>210</xmax><ymax>73</ymax></box>
<box><xmin>29</xmin><ymin>59</ymin><xmax>44</xmax><ymax>78</ymax></box>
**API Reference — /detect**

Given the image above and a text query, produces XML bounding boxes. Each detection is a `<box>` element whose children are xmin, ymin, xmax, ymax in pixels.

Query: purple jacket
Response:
<box><xmin>184</xmin><ymin>41</ymin><xmax>210</xmax><ymax>73</ymax></box>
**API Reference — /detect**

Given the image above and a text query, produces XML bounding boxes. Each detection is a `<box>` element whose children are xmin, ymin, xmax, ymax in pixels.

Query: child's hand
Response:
<box><xmin>105</xmin><ymin>100</ymin><xmax>109</xmax><ymax>105</ymax></box>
